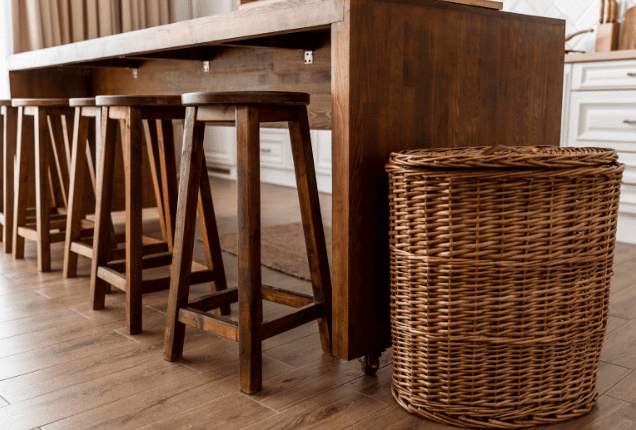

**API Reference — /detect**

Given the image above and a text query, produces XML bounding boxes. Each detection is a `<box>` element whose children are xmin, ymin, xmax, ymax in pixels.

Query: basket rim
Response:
<box><xmin>387</xmin><ymin>146</ymin><xmax>619</xmax><ymax>169</ymax></box>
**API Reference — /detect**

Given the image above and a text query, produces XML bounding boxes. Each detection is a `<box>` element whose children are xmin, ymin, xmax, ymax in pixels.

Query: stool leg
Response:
<box><xmin>158</xmin><ymin>120</ymin><xmax>179</xmax><ymax>250</ymax></box>
<box><xmin>35</xmin><ymin>109</ymin><xmax>51</xmax><ymax>272</ymax></box>
<box><xmin>2</xmin><ymin>107</ymin><xmax>17</xmax><ymax>253</ymax></box>
<box><xmin>164</xmin><ymin>107</ymin><xmax>205</xmax><ymax>361</ymax></box>
<box><xmin>13</xmin><ymin>108</ymin><xmax>32</xmax><ymax>260</ymax></box>
<box><xmin>143</xmin><ymin>120</ymin><xmax>169</xmax><ymax>246</ymax></box>
<box><xmin>90</xmin><ymin>109</ymin><xmax>117</xmax><ymax>310</ymax></box>
<box><xmin>288</xmin><ymin>106</ymin><xmax>333</xmax><ymax>356</ymax></box>
<box><xmin>236</xmin><ymin>106</ymin><xmax>263</xmax><ymax>394</ymax></box>
<box><xmin>63</xmin><ymin>108</ymin><xmax>91</xmax><ymax>278</ymax></box>
<box><xmin>197</xmin><ymin>153</ymin><xmax>230</xmax><ymax>315</ymax></box>
<box><xmin>86</xmin><ymin>116</ymin><xmax>98</xmax><ymax>199</ymax></box>
<box><xmin>48</xmin><ymin>115</ymin><xmax>70</xmax><ymax>209</ymax></box>
<box><xmin>124</xmin><ymin>107</ymin><xmax>144</xmax><ymax>334</ymax></box>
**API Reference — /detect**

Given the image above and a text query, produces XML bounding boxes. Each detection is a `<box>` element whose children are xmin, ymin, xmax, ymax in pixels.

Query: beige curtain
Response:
<box><xmin>11</xmin><ymin>0</ymin><xmax>174</xmax><ymax>53</ymax></box>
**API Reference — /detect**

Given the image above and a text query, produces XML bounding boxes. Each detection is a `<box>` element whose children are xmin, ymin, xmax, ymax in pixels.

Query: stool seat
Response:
<box><xmin>69</xmin><ymin>98</ymin><xmax>96</xmax><ymax>107</ymax></box>
<box><xmin>96</xmin><ymin>95</ymin><xmax>182</xmax><ymax>107</ymax></box>
<box><xmin>0</xmin><ymin>100</ymin><xmax>11</xmax><ymax>106</ymax></box>
<box><xmin>11</xmin><ymin>98</ymin><xmax>70</xmax><ymax>107</ymax></box>
<box><xmin>181</xmin><ymin>91</ymin><xmax>310</xmax><ymax>106</ymax></box>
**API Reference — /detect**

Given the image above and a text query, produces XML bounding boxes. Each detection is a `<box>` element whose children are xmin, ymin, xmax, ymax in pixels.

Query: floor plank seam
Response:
<box><xmin>69</xmin><ymin>307</ymin><xmax>92</xmax><ymax>320</ymax></box>
<box><xmin>0</xmin><ymin>319</ymin><xmax>129</xmax><ymax>360</ymax></box>
<box><xmin>32</xmin><ymin>363</ymin><xmax>217</xmax><ymax>429</ymax></box>
<box><xmin>260</xmin><ymin>351</ymin><xmax>306</xmax><ymax>369</ymax></box>
<box><xmin>144</xmin><ymin>304</ymin><xmax>167</xmax><ymax>315</ymax></box>
<box><xmin>237</xmin><ymin>390</ymin><xmax>281</xmax><ymax>414</ymax></box>
<box><xmin>114</xmin><ymin>328</ymin><xmax>143</xmax><ymax>344</ymax></box>
<box><xmin>605</xmin><ymin>392</ymin><xmax>636</xmax><ymax>406</ymax></box>
<box><xmin>0</xmin><ymin>393</ymin><xmax>9</xmax><ymax>405</ymax></box>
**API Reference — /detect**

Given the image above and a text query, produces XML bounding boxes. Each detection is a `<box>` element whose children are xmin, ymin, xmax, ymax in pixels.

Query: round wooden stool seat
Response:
<box><xmin>11</xmin><ymin>98</ymin><xmax>70</xmax><ymax>107</ymax></box>
<box><xmin>69</xmin><ymin>98</ymin><xmax>96</xmax><ymax>107</ymax></box>
<box><xmin>0</xmin><ymin>100</ymin><xmax>11</xmax><ymax>106</ymax></box>
<box><xmin>181</xmin><ymin>91</ymin><xmax>310</xmax><ymax>106</ymax></box>
<box><xmin>95</xmin><ymin>95</ymin><xmax>182</xmax><ymax>107</ymax></box>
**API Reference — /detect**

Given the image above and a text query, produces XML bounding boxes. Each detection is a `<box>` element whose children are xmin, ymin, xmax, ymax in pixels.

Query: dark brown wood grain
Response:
<box><xmin>11</xmin><ymin>105</ymin><xmax>75</xmax><ymax>272</ymax></box>
<box><xmin>237</xmin><ymin>105</ymin><xmax>264</xmax><ymax>394</ymax></box>
<box><xmin>1</xmin><ymin>106</ymin><xmax>17</xmax><ymax>253</ymax></box>
<box><xmin>164</xmin><ymin>107</ymin><xmax>208</xmax><ymax>361</ymax></box>
<box><xmin>5</xmin><ymin>0</ymin><xmax>565</xmax><ymax>362</ymax></box>
<box><xmin>63</xmin><ymin>106</ymin><xmax>92</xmax><ymax>278</ymax></box>
<box><xmin>288</xmin><ymin>105</ymin><xmax>332</xmax><ymax>355</ymax></box>
<box><xmin>90</xmin><ymin>108</ymin><xmax>118</xmax><ymax>310</ymax></box>
<box><xmin>331</xmin><ymin>0</ymin><xmax>565</xmax><ymax>359</ymax></box>
<box><xmin>157</xmin><ymin>120</ymin><xmax>179</xmax><ymax>251</ymax></box>
<box><xmin>196</xmin><ymin>152</ymin><xmax>231</xmax><ymax>315</ymax></box>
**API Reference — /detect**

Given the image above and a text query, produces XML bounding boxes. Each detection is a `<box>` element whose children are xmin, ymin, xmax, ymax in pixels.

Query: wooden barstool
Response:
<box><xmin>90</xmin><ymin>95</ymin><xmax>224</xmax><ymax>335</ymax></box>
<box><xmin>163</xmin><ymin>92</ymin><xmax>332</xmax><ymax>394</ymax></box>
<box><xmin>62</xmin><ymin>98</ymin><xmax>99</xmax><ymax>278</ymax></box>
<box><xmin>12</xmin><ymin>98</ymin><xmax>75</xmax><ymax>272</ymax></box>
<box><xmin>62</xmin><ymin>97</ymin><xmax>169</xmax><ymax>279</ymax></box>
<box><xmin>0</xmin><ymin>100</ymin><xmax>17</xmax><ymax>253</ymax></box>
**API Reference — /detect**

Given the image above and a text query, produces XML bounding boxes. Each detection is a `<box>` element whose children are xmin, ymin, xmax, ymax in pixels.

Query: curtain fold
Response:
<box><xmin>11</xmin><ymin>0</ymin><xmax>176</xmax><ymax>53</ymax></box>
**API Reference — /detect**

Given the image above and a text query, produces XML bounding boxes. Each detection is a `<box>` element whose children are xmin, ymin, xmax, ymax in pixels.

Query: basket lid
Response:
<box><xmin>388</xmin><ymin>146</ymin><xmax>619</xmax><ymax>169</ymax></box>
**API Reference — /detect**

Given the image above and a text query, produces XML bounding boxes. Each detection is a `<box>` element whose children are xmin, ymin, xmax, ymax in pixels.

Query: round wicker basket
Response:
<box><xmin>386</xmin><ymin>146</ymin><xmax>625</xmax><ymax>429</ymax></box>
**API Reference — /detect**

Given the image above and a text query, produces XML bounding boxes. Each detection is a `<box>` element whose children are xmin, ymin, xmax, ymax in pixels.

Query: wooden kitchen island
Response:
<box><xmin>6</xmin><ymin>0</ymin><xmax>565</xmax><ymax>362</ymax></box>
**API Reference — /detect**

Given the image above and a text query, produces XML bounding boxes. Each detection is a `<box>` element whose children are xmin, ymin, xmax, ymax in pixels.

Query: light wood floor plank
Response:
<box><xmin>0</xmin><ymin>360</ymin><xmax>201</xmax><ymax>430</ymax></box>
<box><xmin>250</xmin><ymin>353</ymin><xmax>393</xmax><ymax>413</ymax></box>
<box><xmin>601</xmin><ymin>318</ymin><xmax>636</xmax><ymax>369</ymax></box>
<box><xmin>606</xmin><ymin>370</ymin><xmax>636</xmax><ymax>404</ymax></box>
<box><xmin>0</xmin><ymin>178</ymin><xmax>630</xmax><ymax>430</ymax></box>
<box><xmin>242</xmin><ymin>386</ymin><xmax>389</xmax><ymax>430</ymax></box>
<box><xmin>0</xmin><ymin>331</ymin><xmax>136</xmax><ymax>381</ymax></box>
<box><xmin>42</xmin><ymin>375</ymin><xmax>236</xmax><ymax>430</ymax></box>
<box><xmin>137</xmin><ymin>391</ymin><xmax>276</xmax><ymax>430</ymax></box>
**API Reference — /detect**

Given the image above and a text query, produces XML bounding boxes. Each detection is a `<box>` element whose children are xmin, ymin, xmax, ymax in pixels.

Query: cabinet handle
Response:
<box><xmin>260</xmin><ymin>148</ymin><xmax>272</xmax><ymax>153</ymax></box>
<box><xmin>624</xmin><ymin>120</ymin><xmax>636</xmax><ymax>125</ymax></box>
<box><xmin>628</xmin><ymin>72</ymin><xmax>636</xmax><ymax>77</ymax></box>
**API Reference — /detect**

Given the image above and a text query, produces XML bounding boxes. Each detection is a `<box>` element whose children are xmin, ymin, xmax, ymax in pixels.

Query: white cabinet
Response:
<box><xmin>204</xmin><ymin>127</ymin><xmax>332</xmax><ymax>194</ymax></box>
<box><xmin>564</xmin><ymin>60</ymin><xmax>636</xmax><ymax>244</ymax></box>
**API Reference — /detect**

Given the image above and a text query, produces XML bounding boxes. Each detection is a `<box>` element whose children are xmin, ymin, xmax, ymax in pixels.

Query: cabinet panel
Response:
<box><xmin>573</xmin><ymin>59</ymin><xmax>636</xmax><ymax>90</ymax></box>
<box><xmin>259</xmin><ymin>129</ymin><xmax>288</xmax><ymax>169</ymax></box>
<box><xmin>569</xmin><ymin>91</ymin><xmax>636</xmax><ymax>144</ymax></box>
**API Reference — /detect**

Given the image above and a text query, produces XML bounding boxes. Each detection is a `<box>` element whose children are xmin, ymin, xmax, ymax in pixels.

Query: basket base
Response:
<box><xmin>392</xmin><ymin>386</ymin><xmax>598</xmax><ymax>429</ymax></box>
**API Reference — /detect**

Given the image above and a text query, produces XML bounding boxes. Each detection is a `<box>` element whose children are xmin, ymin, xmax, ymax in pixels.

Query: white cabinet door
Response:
<box><xmin>567</xmin><ymin>91</ymin><xmax>636</xmax><ymax>148</ymax></box>
<box><xmin>567</xmin><ymin>89</ymin><xmax>636</xmax><ymax>243</ymax></box>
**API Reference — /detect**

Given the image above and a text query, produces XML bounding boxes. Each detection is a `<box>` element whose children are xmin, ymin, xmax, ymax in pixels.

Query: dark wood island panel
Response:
<box><xmin>331</xmin><ymin>0</ymin><xmax>564</xmax><ymax>359</ymax></box>
<box><xmin>6</xmin><ymin>0</ymin><xmax>564</xmax><ymax>361</ymax></box>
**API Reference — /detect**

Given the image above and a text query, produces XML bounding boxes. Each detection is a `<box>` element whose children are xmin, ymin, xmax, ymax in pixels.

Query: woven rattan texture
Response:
<box><xmin>386</xmin><ymin>147</ymin><xmax>625</xmax><ymax>429</ymax></box>
<box><xmin>390</xmin><ymin>146</ymin><xmax>619</xmax><ymax>169</ymax></box>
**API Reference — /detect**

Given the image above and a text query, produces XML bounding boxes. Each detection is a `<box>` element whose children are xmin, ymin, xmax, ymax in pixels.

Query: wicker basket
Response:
<box><xmin>386</xmin><ymin>146</ymin><xmax>625</xmax><ymax>429</ymax></box>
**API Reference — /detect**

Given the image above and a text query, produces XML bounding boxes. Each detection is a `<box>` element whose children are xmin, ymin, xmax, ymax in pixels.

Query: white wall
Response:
<box><xmin>504</xmin><ymin>0</ymin><xmax>636</xmax><ymax>53</ymax></box>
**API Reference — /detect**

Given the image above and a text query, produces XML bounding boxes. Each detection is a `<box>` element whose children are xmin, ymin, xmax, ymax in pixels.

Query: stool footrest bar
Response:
<box><xmin>142</xmin><ymin>269</ymin><xmax>216</xmax><ymax>294</ymax></box>
<box><xmin>189</xmin><ymin>288</ymin><xmax>239</xmax><ymax>312</ymax></box>
<box><xmin>262</xmin><ymin>302</ymin><xmax>325</xmax><ymax>340</ymax></box>
<box><xmin>96</xmin><ymin>266</ymin><xmax>127</xmax><ymax>290</ymax></box>
<box><xmin>262</xmin><ymin>285</ymin><xmax>314</xmax><ymax>308</ymax></box>
<box><xmin>178</xmin><ymin>307</ymin><xmax>239</xmax><ymax>341</ymax></box>
<box><xmin>106</xmin><ymin>251</ymin><xmax>173</xmax><ymax>273</ymax></box>
<box><xmin>17</xmin><ymin>227</ymin><xmax>66</xmax><ymax>243</ymax></box>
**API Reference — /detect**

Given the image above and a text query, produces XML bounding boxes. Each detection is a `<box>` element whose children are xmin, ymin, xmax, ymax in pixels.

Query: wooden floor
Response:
<box><xmin>0</xmin><ymin>177</ymin><xmax>635</xmax><ymax>430</ymax></box>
